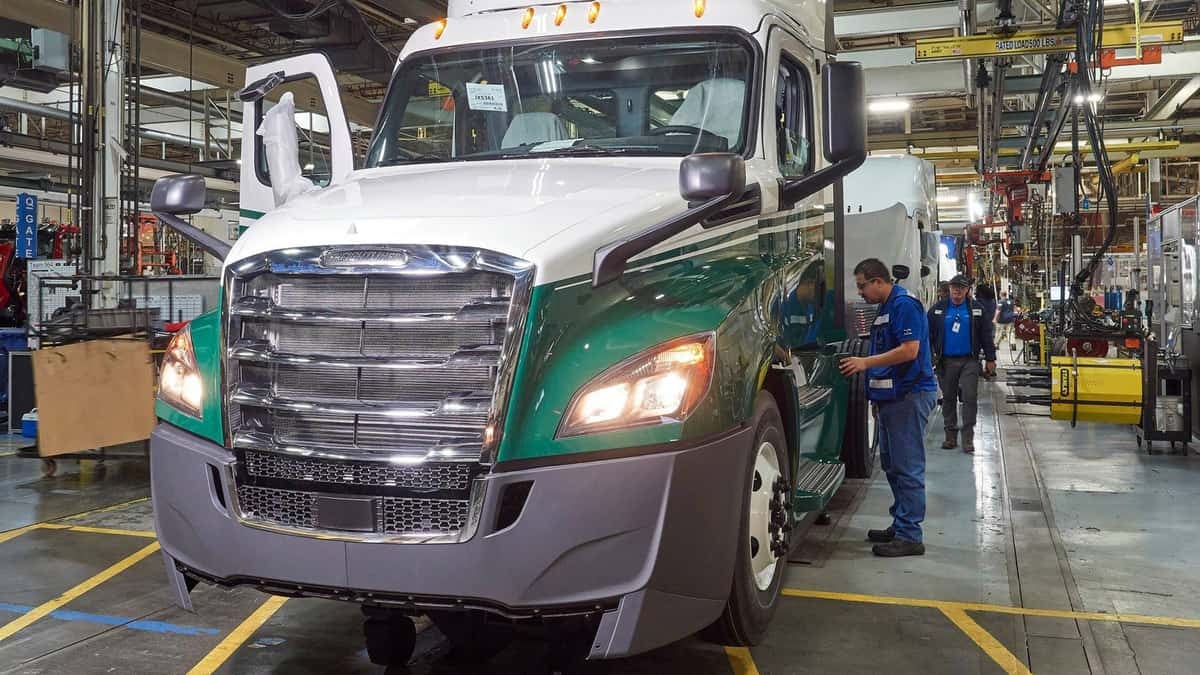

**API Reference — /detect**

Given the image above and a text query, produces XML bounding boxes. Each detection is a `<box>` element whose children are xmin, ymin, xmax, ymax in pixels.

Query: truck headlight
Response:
<box><xmin>159</xmin><ymin>327</ymin><xmax>203</xmax><ymax>418</ymax></box>
<box><xmin>557</xmin><ymin>333</ymin><xmax>714</xmax><ymax>438</ymax></box>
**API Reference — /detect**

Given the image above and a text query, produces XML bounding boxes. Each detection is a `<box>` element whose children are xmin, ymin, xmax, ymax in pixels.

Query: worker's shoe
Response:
<box><xmin>962</xmin><ymin>432</ymin><xmax>975</xmax><ymax>454</ymax></box>
<box><xmin>942</xmin><ymin>432</ymin><xmax>957</xmax><ymax>449</ymax></box>
<box><xmin>872</xmin><ymin>539</ymin><xmax>925</xmax><ymax>557</ymax></box>
<box><xmin>866</xmin><ymin>526</ymin><xmax>895</xmax><ymax>543</ymax></box>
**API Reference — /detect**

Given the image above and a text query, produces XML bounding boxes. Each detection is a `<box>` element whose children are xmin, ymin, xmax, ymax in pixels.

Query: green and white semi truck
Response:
<box><xmin>149</xmin><ymin>0</ymin><xmax>875</xmax><ymax>663</ymax></box>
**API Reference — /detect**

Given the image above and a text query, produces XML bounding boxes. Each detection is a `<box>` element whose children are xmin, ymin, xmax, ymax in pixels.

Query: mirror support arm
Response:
<box><xmin>779</xmin><ymin>155</ymin><xmax>867</xmax><ymax>210</ymax></box>
<box><xmin>153</xmin><ymin>212</ymin><xmax>233</xmax><ymax>260</ymax></box>
<box><xmin>592</xmin><ymin>193</ymin><xmax>735</xmax><ymax>288</ymax></box>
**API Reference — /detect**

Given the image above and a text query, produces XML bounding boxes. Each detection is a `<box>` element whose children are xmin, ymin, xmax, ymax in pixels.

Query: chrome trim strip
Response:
<box><xmin>226</xmin><ymin>245</ymin><xmax>534</xmax><ymax>278</ymax></box>
<box><xmin>222</xmin><ymin>463</ymin><xmax>489</xmax><ymax>544</ymax></box>
<box><xmin>231</xmin><ymin>387</ymin><xmax>493</xmax><ymax>418</ymax></box>
<box><xmin>480</xmin><ymin>268</ymin><xmax>534</xmax><ymax>465</ymax></box>
<box><xmin>232</xmin><ymin>431</ymin><xmax>484</xmax><ymax>464</ymax></box>
<box><xmin>230</xmin><ymin>296</ymin><xmax>511</xmax><ymax>324</ymax></box>
<box><xmin>229</xmin><ymin>340</ymin><xmax>502</xmax><ymax>369</ymax></box>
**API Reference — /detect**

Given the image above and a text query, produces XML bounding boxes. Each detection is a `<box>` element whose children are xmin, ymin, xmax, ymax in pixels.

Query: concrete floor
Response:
<box><xmin>0</xmin><ymin>376</ymin><xmax>1197</xmax><ymax>674</ymax></box>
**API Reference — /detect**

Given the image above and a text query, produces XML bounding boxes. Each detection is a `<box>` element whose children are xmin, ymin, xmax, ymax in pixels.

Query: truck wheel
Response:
<box><xmin>428</xmin><ymin>611</ymin><xmax>512</xmax><ymax>663</ymax></box>
<box><xmin>841</xmin><ymin>337</ymin><xmax>877</xmax><ymax>479</ymax></box>
<box><xmin>361</xmin><ymin>609</ymin><xmax>416</xmax><ymax>667</ymax></box>
<box><xmin>703</xmin><ymin>393</ymin><xmax>790</xmax><ymax>646</ymax></box>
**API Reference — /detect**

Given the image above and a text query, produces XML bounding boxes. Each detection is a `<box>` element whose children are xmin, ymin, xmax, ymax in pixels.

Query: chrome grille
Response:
<box><xmin>243</xmin><ymin>451</ymin><xmax>473</xmax><ymax>489</ymax></box>
<box><xmin>225</xmin><ymin>246</ymin><xmax>532</xmax><ymax>540</ymax></box>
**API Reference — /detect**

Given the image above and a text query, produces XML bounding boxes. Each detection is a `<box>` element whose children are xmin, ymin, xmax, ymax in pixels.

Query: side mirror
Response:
<box><xmin>822</xmin><ymin>62</ymin><xmax>867</xmax><ymax>164</ymax></box>
<box><xmin>680</xmin><ymin>153</ymin><xmax>746</xmax><ymax>204</ymax></box>
<box><xmin>150</xmin><ymin>174</ymin><xmax>206</xmax><ymax>215</ymax></box>
<box><xmin>779</xmin><ymin>61</ymin><xmax>867</xmax><ymax>207</ymax></box>
<box><xmin>237</xmin><ymin>70</ymin><xmax>285</xmax><ymax>102</ymax></box>
<box><xmin>893</xmin><ymin>264</ymin><xmax>911</xmax><ymax>281</ymax></box>
<box><xmin>150</xmin><ymin>175</ymin><xmax>232</xmax><ymax>260</ymax></box>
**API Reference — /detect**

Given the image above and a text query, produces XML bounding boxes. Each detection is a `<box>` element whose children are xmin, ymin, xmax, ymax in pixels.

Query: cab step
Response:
<box><xmin>792</xmin><ymin>458</ymin><xmax>845</xmax><ymax>515</ymax></box>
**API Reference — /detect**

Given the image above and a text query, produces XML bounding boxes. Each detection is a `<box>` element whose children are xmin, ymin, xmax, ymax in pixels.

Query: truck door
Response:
<box><xmin>238</xmin><ymin>54</ymin><xmax>355</xmax><ymax>233</ymax></box>
<box><xmin>764</xmin><ymin>27</ymin><xmax>838</xmax><ymax>461</ymax></box>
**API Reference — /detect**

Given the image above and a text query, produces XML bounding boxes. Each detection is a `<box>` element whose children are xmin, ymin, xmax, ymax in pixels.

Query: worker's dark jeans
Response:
<box><xmin>939</xmin><ymin>356</ymin><xmax>981</xmax><ymax>439</ymax></box>
<box><xmin>877</xmin><ymin>389</ymin><xmax>937</xmax><ymax>543</ymax></box>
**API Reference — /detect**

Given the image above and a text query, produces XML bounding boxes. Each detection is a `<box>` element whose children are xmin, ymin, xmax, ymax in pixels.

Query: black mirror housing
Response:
<box><xmin>237</xmin><ymin>71</ymin><xmax>285</xmax><ymax>102</ymax></box>
<box><xmin>822</xmin><ymin>62</ymin><xmax>867</xmax><ymax>163</ymax></box>
<box><xmin>151</xmin><ymin>174</ymin><xmax>207</xmax><ymax>215</ymax></box>
<box><xmin>680</xmin><ymin>153</ymin><xmax>746</xmax><ymax>204</ymax></box>
<box><xmin>892</xmin><ymin>264</ymin><xmax>911</xmax><ymax>281</ymax></box>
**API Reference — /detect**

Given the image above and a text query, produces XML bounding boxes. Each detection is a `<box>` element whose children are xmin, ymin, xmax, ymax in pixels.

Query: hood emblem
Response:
<box><xmin>321</xmin><ymin>249</ymin><xmax>411</xmax><ymax>268</ymax></box>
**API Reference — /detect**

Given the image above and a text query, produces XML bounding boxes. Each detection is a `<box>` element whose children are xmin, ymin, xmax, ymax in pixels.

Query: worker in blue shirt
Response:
<box><xmin>928</xmin><ymin>275</ymin><xmax>997</xmax><ymax>454</ymax></box>
<box><xmin>840</xmin><ymin>259</ymin><xmax>938</xmax><ymax>558</ymax></box>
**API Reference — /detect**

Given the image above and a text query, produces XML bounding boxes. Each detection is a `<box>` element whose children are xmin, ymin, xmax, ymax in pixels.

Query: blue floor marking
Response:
<box><xmin>0</xmin><ymin>602</ymin><xmax>221</xmax><ymax>636</ymax></box>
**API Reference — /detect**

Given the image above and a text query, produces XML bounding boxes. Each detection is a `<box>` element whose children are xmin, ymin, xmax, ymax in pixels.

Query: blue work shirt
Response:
<box><xmin>868</xmin><ymin>285</ymin><xmax>938</xmax><ymax>399</ymax></box>
<box><xmin>943</xmin><ymin>301</ymin><xmax>973</xmax><ymax>357</ymax></box>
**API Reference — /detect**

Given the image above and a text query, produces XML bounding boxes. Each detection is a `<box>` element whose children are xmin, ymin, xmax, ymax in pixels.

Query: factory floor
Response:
<box><xmin>0</xmin><ymin>374</ymin><xmax>1197</xmax><ymax>674</ymax></box>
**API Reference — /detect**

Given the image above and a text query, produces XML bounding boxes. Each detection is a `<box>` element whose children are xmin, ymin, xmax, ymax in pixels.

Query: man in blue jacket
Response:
<box><xmin>840</xmin><ymin>259</ymin><xmax>938</xmax><ymax>557</ymax></box>
<box><xmin>928</xmin><ymin>275</ymin><xmax>997</xmax><ymax>454</ymax></box>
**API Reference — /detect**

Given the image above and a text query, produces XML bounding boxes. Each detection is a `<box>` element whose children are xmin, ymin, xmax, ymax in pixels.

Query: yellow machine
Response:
<box><xmin>1050</xmin><ymin>356</ymin><xmax>1143</xmax><ymax>424</ymax></box>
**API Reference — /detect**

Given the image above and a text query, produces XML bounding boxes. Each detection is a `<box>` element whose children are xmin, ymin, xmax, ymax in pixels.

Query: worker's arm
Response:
<box><xmin>839</xmin><ymin>340</ymin><xmax>919</xmax><ymax>376</ymax></box>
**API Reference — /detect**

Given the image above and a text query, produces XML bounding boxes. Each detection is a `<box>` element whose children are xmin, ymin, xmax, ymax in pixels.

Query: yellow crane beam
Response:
<box><xmin>915</xmin><ymin>20</ymin><xmax>1184</xmax><ymax>61</ymax></box>
<box><xmin>900</xmin><ymin>140</ymin><xmax>1179</xmax><ymax>161</ymax></box>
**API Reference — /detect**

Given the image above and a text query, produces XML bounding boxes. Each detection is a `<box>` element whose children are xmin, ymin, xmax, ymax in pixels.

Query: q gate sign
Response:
<box><xmin>15</xmin><ymin>193</ymin><xmax>38</xmax><ymax>259</ymax></box>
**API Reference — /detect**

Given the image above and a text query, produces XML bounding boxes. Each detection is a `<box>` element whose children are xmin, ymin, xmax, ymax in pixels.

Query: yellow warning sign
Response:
<box><xmin>915</xmin><ymin>20</ymin><xmax>1184</xmax><ymax>61</ymax></box>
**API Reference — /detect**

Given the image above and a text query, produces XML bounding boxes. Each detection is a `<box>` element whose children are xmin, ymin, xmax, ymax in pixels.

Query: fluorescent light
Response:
<box><xmin>937</xmin><ymin>194</ymin><xmax>961</xmax><ymax>204</ymax></box>
<box><xmin>1074</xmin><ymin>91</ymin><xmax>1103</xmax><ymax>105</ymax></box>
<box><xmin>868</xmin><ymin>98</ymin><xmax>911</xmax><ymax>113</ymax></box>
<box><xmin>303</xmin><ymin>163</ymin><xmax>314</xmax><ymax>171</ymax></box>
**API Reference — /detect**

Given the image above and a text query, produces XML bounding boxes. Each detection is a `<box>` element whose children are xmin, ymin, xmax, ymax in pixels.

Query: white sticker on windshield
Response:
<box><xmin>466</xmin><ymin>83</ymin><xmax>508</xmax><ymax>112</ymax></box>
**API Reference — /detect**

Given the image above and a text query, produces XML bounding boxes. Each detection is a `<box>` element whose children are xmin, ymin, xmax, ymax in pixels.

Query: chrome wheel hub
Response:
<box><xmin>748</xmin><ymin>441</ymin><xmax>790</xmax><ymax>592</ymax></box>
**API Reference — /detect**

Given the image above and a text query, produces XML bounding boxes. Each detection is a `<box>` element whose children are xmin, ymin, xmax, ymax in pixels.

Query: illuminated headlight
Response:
<box><xmin>159</xmin><ymin>326</ymin><xmax>203</xmax><ymax>418</ymax></box>
<box><xmin>557</xmin><ymin>333</ymin><xmax>714</xmax><ymax>438</ymax></box>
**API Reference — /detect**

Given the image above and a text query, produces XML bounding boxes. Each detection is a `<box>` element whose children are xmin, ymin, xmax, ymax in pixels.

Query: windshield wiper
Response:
<box><xmin>377</xmin><ymin>154</ymin><xmax>444</xmax><ymax>166</ymax></box>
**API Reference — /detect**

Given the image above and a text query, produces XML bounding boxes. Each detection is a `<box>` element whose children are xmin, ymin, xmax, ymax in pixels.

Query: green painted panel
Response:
<box><xmin>155</xmin><ymin>306</ymin><xmax>224</xmax><ymax>445</ymax></box>
<box><xmin>496</xmin><ymin>209</ymin><xmax>836</xmax><ymax>465</ymax></box>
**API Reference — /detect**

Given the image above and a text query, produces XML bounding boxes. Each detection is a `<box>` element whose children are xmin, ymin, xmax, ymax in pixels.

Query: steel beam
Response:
<box><xmin>1146</xmin><ymin>75</ymin><xmax>1200</xmax><ymax>120</ymax></box>
<box><xmin>0</xmin><ymin>0</ymin><xmax>378</xmax><ymax>126</ymax></box>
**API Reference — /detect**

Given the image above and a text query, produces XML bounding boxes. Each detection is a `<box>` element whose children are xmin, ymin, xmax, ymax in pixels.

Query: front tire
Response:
<box><xmin>703</xmin><ymin>393</ymin><xmax>790</xmax><ymax>646</ymax></box>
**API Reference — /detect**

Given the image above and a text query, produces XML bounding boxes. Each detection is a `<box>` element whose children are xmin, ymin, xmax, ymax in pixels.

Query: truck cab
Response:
<box><xmin>150</xmin><ymin>0</ymin><xmax>868</xmax><ymax>662</ymax></box>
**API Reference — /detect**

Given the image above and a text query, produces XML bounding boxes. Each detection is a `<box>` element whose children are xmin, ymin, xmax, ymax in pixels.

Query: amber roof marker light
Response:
<box><xmin>521</xmin><ymin>7</ymin><xmax>535</xmax><ymax>29</ymax></box>
<box><xmin>694</xmin><ymin>0</ymin><xmax>707</xmax><ymax>18</ymax></box>
<box><xmin>588</xmin><ymin>2</ymin><xmax>601</xmax><ymax>23</ymax></box>
<box><xmin>433</xmin><ymin>18</ymin><xmax>447</xmax><ymax>39</ymax></box>
<box><xmin>554</xmin><ymin>4</ymin><xmax>568</xmax><ymax>25</ymax></box>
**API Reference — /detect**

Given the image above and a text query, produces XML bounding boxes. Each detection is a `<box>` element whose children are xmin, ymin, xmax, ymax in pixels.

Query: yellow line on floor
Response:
<box><xmin>187</xmin><ymin>596</ymin><xmax>288</xmax><ymax>675</ymax></box>
<box><xmin>724</xmin><ymin>646</ymin><xmax>760</xmax><ymax>675</ymax></box>
<box><xmin>783</xmin><ymin>589</ymin><xmax>1200</xmax><ymax>629</ymax></box>
<box><xmin>60</xmin><ymin>497</ymin><xmax>151</xmax><ymax>521</ymax></box>
<box><xmin>940</xmin><ymin>606</ymin><xmax>1033</xmax><ymax>675</ymax></box>
<box><xmin>57</xmin><ymin>524</ymin><xmax>157</xmax><ymax>539</ymax></box>
<box><xmin>0</xmin><ymin>523</ymin><xmax>44</xmax><ymax>545</ymax></box>
<box><xmin>0</xmin><ymin>541</ymin><xmax>160</xmax><ymax>642</ymax></box>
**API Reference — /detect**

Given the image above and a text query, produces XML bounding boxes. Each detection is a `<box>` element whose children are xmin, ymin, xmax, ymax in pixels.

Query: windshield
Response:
<box><xmin>365</xmin><ymin>33</ymin><xmax>754</xmax><ymax>167</ymax></box>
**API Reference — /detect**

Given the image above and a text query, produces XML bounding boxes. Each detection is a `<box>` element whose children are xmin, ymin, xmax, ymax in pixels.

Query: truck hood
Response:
<box><xmin>228</xmin><ymin>158</ymin><xmax>687</xmax><ymax>283</ymax></box>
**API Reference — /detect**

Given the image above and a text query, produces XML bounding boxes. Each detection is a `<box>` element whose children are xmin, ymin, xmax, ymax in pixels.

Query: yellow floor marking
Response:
<box><xmin>60</xmin><ymin>497</ymin><xmax>151</xmax><ymax>521</ymax></box>
<box><xmin>783</xmin><ymin>588</ymin><xmax>1200</xmax><ymax>629</ymax></box>
<box><xmin>0</xmin><ymin>523</ymin><xmax>44</xmax><ymax>545</ymax></box>
<box><xmin>940</xmin><ymin>607</ymin><xmax>1033</xmax><ymax>675</ymax></box>
<box><xmin>0</xmin><ymin>541</ymin><xmax>160</xmax><ymax>642</ymax></box>
<box><xmin>724</xmin><ymin>646</ymin><xmax>761</xmax><ymax>675</ymax></box>
<box><xmin>187</xmin><ymin>596</ymin><xmax>288</xmax><ymax>675</ymax></box>
<box><xmin>58</xmin><ymin>524</ymin><xmax>157</xmax><ymax>539</ymax></box>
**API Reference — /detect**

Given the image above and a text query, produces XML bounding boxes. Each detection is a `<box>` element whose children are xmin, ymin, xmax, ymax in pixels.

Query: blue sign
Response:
<box><xmin>15</xmin><ymin>193</ymin><xmax>37</xmax><ymax>259</ymax></box>
<box><xmin>1081</xmin><ymin>196</ymin><xmax>1091</xmax><ymax>210</ymax></box>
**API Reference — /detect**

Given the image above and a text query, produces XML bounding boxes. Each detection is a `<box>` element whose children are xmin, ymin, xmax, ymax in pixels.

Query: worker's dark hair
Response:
<box><xmin>853</xmin><ymin>258</ymin><xmax>892</xmax><ymax>283</ymax></box>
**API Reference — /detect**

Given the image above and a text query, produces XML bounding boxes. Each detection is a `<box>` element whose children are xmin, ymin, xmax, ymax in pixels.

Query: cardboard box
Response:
<box><xmin>32</xmin><ymin>340</ymin><xmax>156</xmax><ymax>457</ymax></box>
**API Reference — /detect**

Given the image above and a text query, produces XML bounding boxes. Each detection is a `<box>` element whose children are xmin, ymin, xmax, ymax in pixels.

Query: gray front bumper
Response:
<box><xmin>150</xmin><ymin>423</ymin><xmax>753</xmax><ymax>658</ymax></box>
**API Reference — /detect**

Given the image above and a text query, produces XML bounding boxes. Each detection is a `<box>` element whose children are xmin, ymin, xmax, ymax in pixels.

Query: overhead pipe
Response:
<box><xmin>1018</xmin><ymin>54</ymin><xmax>1067</xmax><ymax>169</ymax></box>
<box><xmin>0</xmin><ymin>95</ymin><xmax>228</xmax><ymax>154</ymax></box>
<box><xmin>960</xmin><ymin>0</ymin><xmax>977</xmax><ymax>108</ymax></box>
